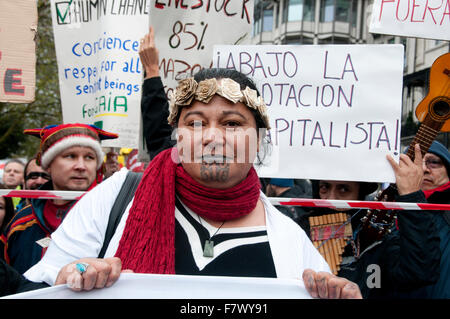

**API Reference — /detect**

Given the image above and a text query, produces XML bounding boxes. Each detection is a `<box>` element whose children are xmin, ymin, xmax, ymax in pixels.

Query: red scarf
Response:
<box><xmin>422</xmin><ymin>181</ymin><xmax>450</xmax><ymax>199</ymax></box>
<box><xmin>114</xmin><ymin>147</ymin><xmax>261</xmax><ymax>274</ymax></box>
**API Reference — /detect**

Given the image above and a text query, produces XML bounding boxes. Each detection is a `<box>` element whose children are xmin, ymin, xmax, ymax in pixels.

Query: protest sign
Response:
<box><xmin>3</xmin><ymin>273</ymin><xmax>311</xmax><ymax>299</ymax></box>
<box><xmin>0</xmin><ymin>0</ymin><xmax>37</xmax><ymax>103</ymax></box>
<box><xmin>150</xmin><ymin>0</ymin><xmax>253</xmax><ymax>95</ymax></box>
<box><xmin>214</xmin><ymin>44</ymin><xmax>404</xmax><ymax>183</ymax></box>
<box><xmin>369</xmin><ymin>0</ymin><xmax>450</xmax><ymax>41</ymax></box>
<box><xmin>50</xmin><ymin>0</ymin><xmax>149</xmax><ymax>148</ymax></box>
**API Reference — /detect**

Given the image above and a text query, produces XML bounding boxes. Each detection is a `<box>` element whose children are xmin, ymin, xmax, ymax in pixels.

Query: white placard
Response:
<box><xmin>369</xmin><ymin>0</ymin><xmax>450</xmax><ymax>41</ymax></box>
<box><xmin>3</xmin><ymin>273</ymin><xmax>311</xmax><ymax>299</ymax></box>
<box><xmin>150</xmin><ymin>0</ymin><xmax>253</xmax><ymax>95</ymax></box>
<box><xmin>214</xmin><ymin>44</ymin><xmax>404</xmax><ymax>183</ymax></box>
<box><xmin>50</xmin><ymin>0</ymin><xmax>150</xmax><ymax>148</ymax></box>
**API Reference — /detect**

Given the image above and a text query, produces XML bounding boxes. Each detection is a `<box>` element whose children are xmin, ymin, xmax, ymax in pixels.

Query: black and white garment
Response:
<box><xmin>174</xmin><ymin>198</ymin><xmax>277</xmax><ymax>278</ymax></box>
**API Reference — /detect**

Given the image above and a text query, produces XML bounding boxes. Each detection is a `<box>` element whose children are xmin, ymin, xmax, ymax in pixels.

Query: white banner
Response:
<box><xmin>50</xmin><ymin>0</ymin><xmax>150</xmax><ymax>148</ymax></box>
<box><xmin>4</xmin><ymin>273</ymin><xmax>311</xmax><ymax>299</ymax></box>
<box><xmin>214</xmin><ymin>44</ymin><xmax>404</xmax><ymax>183</ymax></box>
<box><xmin>150</xmin><ymin>0</ymin><xmax>253</xmax><ymax>95</ymax></box>
<box><xmin>369</xmin><ymin>0</ymin><xmax>450</xmax><ymax>41</ymax></box>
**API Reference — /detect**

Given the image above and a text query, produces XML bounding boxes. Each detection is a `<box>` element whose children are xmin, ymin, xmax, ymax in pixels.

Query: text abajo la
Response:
<box><xmin>215</xmin><ymin>50</ymin><xmax>359</xmax><ymax>81</ymax></box>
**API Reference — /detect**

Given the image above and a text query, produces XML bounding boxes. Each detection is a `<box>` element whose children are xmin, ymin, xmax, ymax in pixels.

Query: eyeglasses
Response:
<box><xmin>423</xmin><ymin>158</ymin><xmax>444</xmax><ymax>169</ymax></box>
<box><xmin>25</xmin><ymin>172</ymin><xmax>51</xmax><ymax>181</ymax></box>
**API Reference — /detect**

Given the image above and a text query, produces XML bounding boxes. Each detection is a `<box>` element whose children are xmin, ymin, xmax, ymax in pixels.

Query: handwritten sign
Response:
<box><xmin>214</xmin><ymin>44</ymin><xmax>404</xmax><ymax>183</ymax></box>
<box><xmin>150</xmin><ymin>0</ymin><xmax>253</xmax><ymax>94</ymax></box>
<box><xmin>0</xmin><ymin>0</ymin><xmax>37</xmax><ymax>103</ymax></box>
<box><xmin>50</xmin><ymin>0</ymin><xmax>149</xmax><ymax>148</ymax></box>
<box><xmin>4</xmin><ymin>273</ymin><xmax>311</xmax><ymax>299</ymax></box>
<box><xmin>369</xmin><ymin>0</ymin><xmax>450</xmax><ymax>41</ymax></box>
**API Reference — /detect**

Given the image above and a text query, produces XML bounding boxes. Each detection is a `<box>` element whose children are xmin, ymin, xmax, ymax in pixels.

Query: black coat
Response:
<box><xmin>141</xmin><ymin>77</ymin><xmax>175</xmax><ymax>160</ymax></box>
<box><xmin>274</xmin><ymin>186</ymin><xmax>312</xmax><ymax>232</ymax></box>
<box><xmin>0</xmin><ymin>259</ymin><xmax>49</xmax><ymax>297</ymax></box>
<box><xmin>337</xmin><ymin>191</ymin><xmax>440</xmax><ymax>298</ymax></box>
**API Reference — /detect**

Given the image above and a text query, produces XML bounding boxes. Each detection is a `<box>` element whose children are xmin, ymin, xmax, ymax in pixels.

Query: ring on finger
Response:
<box><xmin>75</xmin><ymin>262</ymin><xmax>90</xmax><ymax>275</ymax></box>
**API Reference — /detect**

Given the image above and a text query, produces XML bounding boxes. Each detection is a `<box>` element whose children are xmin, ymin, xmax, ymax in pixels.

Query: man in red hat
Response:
<box><xmin>0</xmin><ymin>123</ymin><xmax>118</xmax><ymax>274</ymax></box>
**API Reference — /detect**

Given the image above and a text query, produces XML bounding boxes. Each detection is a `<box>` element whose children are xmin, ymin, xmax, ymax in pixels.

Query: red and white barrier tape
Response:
<box><xmin>269</xmin><ymin>197</ymin><xmax>450</xmax><ymax>211</ymax></box>
<box><xmin>0</xmin><ymin>189</ymin><xmax>85</xmax><ymax>201</ymax></box>
<box><xmin>1</xmin><ymin>189</ymin><xmax>449</xmax><ymax>211</ymax></box>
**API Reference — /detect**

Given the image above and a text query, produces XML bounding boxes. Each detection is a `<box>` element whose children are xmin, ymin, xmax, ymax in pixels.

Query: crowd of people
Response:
<box><xmin>0</xmin><ymin>27</ymin><xmax>448</xmax><ymax>299</ymax></box>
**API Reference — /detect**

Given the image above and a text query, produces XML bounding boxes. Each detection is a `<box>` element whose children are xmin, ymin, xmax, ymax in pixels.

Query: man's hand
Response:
<box><xmin>386</xmin><ymin>143</ymin><xmax>424</xmax><ymax>195</ymax></box>
<box><xmin>303</xmin><ymin>269</ymin><xmax>362</xmax><ymax>299</ymax></box>
<box><xmin>139</xmin><ymin>26</ymin><xmax>159</xmax><ymax>79</ymax></box>
<box><xmin>55</xmin><ymin>257</ymin><xmax>127</xmax><ymax>291</ymax></box>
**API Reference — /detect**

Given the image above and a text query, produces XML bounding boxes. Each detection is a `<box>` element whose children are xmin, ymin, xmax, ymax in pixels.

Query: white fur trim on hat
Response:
<box><xmin>40</xmin><ymin>135</ymin><xmax>104</xmax><ymax>170</ymax></box>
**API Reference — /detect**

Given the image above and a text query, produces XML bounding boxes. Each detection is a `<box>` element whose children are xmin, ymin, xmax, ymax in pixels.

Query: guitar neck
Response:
<box><xmin>405</xmin><ymin>115</ymin><xmax>444</xmax><ymax>161</ymax></box>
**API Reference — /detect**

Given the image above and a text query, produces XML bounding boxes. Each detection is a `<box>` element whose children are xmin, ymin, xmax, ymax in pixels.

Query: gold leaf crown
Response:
<box><xmin>168</xmin><ymin>77</ymin><xmax>271</xmax><ymax>130</ymax></box>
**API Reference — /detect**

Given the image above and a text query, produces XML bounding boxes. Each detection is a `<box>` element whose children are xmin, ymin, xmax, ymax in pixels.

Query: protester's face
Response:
<box><xmin>2</xmin><ymin>162</ymin><xmax>24</xmax><ymax>189</ymax></box>
<box><xmin>25</xmin><ymin>159</ymin><xmax>50</xmax><ymax>190</ymax></box>
<box><xmin>318</xmin><ymin>181</ymin><xmax>360</xmax><ymax>201</ymax></box>
<box><xmin>104</xmin><ymin>155</ymin><xmax>120</xmax><ymax>178</ymax></box>
<box><xmin>421</xmin><ymin>153</ymin><xmax>449</xmax><ymax>191</ymax></box>
<box><xmin>177</xmin><ymin>94</ymin><xmax>260</xmax><ymax>189</ymax></box>
<box><xmin>47</xmin><ymin>146</ymin><xmax>97</xmax><ymax>191</ymax></box>
<box><xmin>0</xmin><ymin>197</ymin><xmax>5</xmax><ymax>226</ymax></box>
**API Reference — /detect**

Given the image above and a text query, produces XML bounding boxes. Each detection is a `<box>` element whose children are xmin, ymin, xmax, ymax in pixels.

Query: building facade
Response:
<box><xmin>252</xmin><ymin>0</ymin><xmax>450</xmax><ymax>148</ymax></box>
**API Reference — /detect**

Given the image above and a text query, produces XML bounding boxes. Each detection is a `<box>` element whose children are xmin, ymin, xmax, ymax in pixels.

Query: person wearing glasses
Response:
<box><xmin>24</xmin><ymin>157</ymin><xmax>51</xmax><ymax>191</ymax></box>
<box><xmin>15</xmin><ymin>158</ymin><xmax>52</xmax><ymax>211</ymax></box>
<box><xmin>398</xmin><ymin>140</ymin><xmax>450</xmax><ymax>299</ymax></box>
<box><xmin>303</xmin><ymin>144</ymin><xmax>441</xmax><ymax>299</ymax></box>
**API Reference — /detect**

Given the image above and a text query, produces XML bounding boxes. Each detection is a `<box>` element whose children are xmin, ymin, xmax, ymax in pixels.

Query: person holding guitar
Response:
<box><xmin>395</xmin><ymin>140</ymin><xmax>449</xmax><ymax>298</ymax></box>
<box><xmin>303</xmin><ymin>143</ymin><xmax>440</xmax><ymax>298</ymax></box>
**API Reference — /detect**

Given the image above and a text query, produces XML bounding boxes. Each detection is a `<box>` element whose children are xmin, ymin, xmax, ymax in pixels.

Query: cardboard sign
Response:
<box><xmin>150</xmin><ymin>0</ymin><xmax>253</xmax><ymax>95</ymax></box>
<box><xmin>0</xmin><ymin>0</ymin><xmax>37</xmax><ymax>103</ymax></box>
<box><xmin>369</xmin><ymin>0</ymin><xmax>450</xmax><ymax>41</ymax></box>
<box><xmin>214</xmin><ymin>44</ymin><xmax>404</xmax><ymax>183</ymax></box>
<box><xmin>50</xmin><ymin>0</ymin><xmax>149</xmax><ymax>148</ymax></box>
<box><xmin>4</xmin><ymin>273</ymin><xmax>311</xmax><ymax>299</ymax></box>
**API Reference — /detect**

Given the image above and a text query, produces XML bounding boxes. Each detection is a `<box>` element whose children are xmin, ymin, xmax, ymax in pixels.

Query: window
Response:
<box><xmin>254</xmin><ymin>1</ymin><xmax>274</xmax><ymax>33</ymax></box>
<box><xmin>263</xmin><ymin>7</ymin><xmax>273</xmax><ymax>31</ymax></box>
<box><xmin>320</xmin><ymin>0</ymin><xmax>334</xmax><ymax>22</ymax></box>
<box><xmin>283</xmin><ymin>0</ymin><xmax>315</xmax><ymax>22</ymax></box>
<box><xmin>253</xmin><ymin>7</ymin><xmax>261</xmax><ymax>36</ymax></box>
<box><xmin>335</xmin><ymin>0</ymin><xmax>351</xmax><ymax>22</ymax></box>
<box><xmin>283</xmin><ymin>37</ymin><xmax>314</xmax><ymax>44</ymax></box>
<box><xmin>320</xmin><ymin>0</ymin><xmax>355</xmax><ymax>23</ymax></box>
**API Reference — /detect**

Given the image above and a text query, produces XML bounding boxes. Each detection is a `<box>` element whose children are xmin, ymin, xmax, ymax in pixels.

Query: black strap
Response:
<box><xmin>98</xmin><ymin>172</ymin><xmax>143</xmax><ymax>258</ymax></box>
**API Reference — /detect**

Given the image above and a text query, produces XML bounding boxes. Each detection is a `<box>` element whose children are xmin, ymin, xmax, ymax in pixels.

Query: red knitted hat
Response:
<box><xmin>24</xmin><ymin>123</ymin><xmax>118</xmax><ymax>170</ymax></box>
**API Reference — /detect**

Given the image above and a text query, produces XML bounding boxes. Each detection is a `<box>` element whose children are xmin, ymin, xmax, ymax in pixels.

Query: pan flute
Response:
<box><xmin>309</xmin><ymin>213</ymin><xmax>352</xmax><ymax>275</ymax></box>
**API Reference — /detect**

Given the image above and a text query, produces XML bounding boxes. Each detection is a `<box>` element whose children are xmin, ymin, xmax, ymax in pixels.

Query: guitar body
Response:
<box><xmin>415</xmin><ymin>53</ymin><xmax>450</xmax><ymax>132</ymax></box>
<box><xmin>359</xmin><ymin>52</ymin><xmax>450</xmax><ymax>250</ymax></box>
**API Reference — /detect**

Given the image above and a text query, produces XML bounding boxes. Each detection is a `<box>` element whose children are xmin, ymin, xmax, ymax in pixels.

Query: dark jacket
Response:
<box><xmin>274</xmin><ymin>186</ymin><xmax>312</xmax><ymax>233</ymax></box>
<box><xmin>0</xmin><ymin>259</ymin><xmax>48</xmax><ymax>297</ymax></box>
<box><xmin>141</xmin><ymin>77</ymin><xmax>175</xmax><ymax>159</ymax></box>
<box><xmin>395</xmin><ymin>184</ymin><xmax>450</xmax><ymax>298</ymax></box>
<box><xmin>327</xmin><ymin>191</ymin><xmax>440</xmax><ymax>299</ymax></box>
